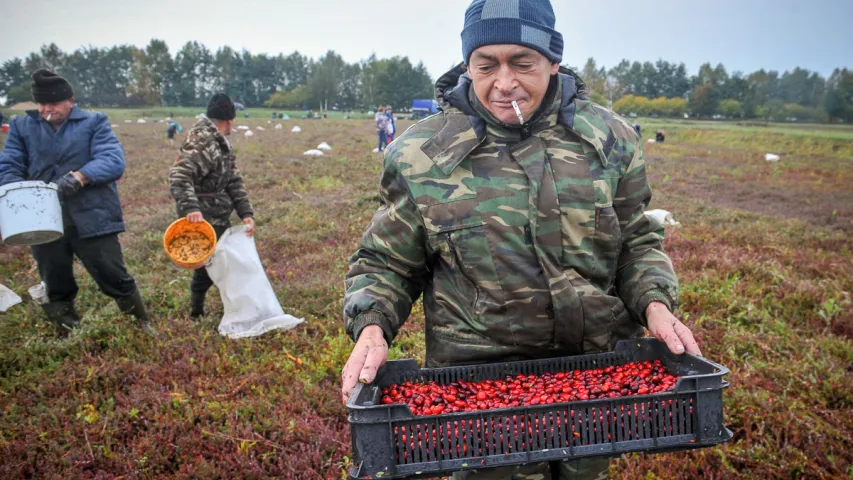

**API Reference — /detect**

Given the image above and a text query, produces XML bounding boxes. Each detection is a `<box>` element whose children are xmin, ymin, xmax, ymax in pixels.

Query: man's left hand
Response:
<box><xmin>646</xmin><ymin>301</ymin><xmax>702</xmax><ymax>356</ymax></box>
<box><xmin>57</xmin><ymin>172</ymin><xmax>85</xmax><ymax>200</ymax></box>
<box><xmin>243</xmin><ymin>217</ymin><xmax>255</xmax><ymax>236</ymax></box>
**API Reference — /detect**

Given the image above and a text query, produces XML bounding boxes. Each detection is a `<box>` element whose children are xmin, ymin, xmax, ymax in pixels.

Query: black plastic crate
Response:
<box><xmin>347</xmin><ymin>338</ymin><xmax>731</xmax><ymax>479</ymax></box>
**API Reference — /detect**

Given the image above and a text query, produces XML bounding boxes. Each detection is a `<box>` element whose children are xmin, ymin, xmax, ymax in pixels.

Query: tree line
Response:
<box><xmin>0</xmin><ymin>41</ymin><xmax>434</xmax><ymax>111</ymax></box>
<box><xmin>1</xmin><ymin>42</ymin><xmax>851</xmax><ymax>122</ymax></box>
<box><xmin>578</xmin><ymin>58</ymin><xmax>852</xmax><ymax>122</ymax></box>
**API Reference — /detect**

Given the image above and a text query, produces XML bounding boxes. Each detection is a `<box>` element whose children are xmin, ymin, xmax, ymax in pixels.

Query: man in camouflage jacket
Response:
<box><xmin>169</xmin><ymin>93</ymin><xmax>255</xmax><ymax>318</ymax></box>
<box><xmin>342</xmin><ymin>1</ymin><xmax>700</xmax><ymax>477</ymax></box>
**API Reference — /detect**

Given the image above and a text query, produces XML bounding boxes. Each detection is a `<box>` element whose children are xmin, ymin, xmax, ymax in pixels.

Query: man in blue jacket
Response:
<box><xmin>0</xmin><ymin>69</ymin><xmax>153</xmax><ymax>337</ymax></box>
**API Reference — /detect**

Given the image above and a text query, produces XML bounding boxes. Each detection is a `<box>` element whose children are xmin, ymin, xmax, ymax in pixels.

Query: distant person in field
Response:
<box><xmin>375</xmin><ymin>106</ymin><xmax>390</xmax><ymax>152</ymax></box>
<box><xmin>166</xmin><ymin>120</ymin><xmax>180</xmax><ymax>144</ymax></box>
<box><xmin>342</xmin><ymin>1</ymin><xmax>698</xmax><ymax>478</ymax></box>
<box><xmin>0</xmin><ymin>69</ymin><xmax>153</xmax><ymax>337</ymax></box>
<box><xmin>168</xmin><ymin>93</ymin><xmax>256</xmax><ymax>320</ymax></box>
<box><xmin>385</xmin><ymin>105</ymin><xmax>397</xmax><ymax>142</ymax></box>
<box><xmin>656</xmin><ymin>129</ymin><xmax>666</xmax><ymax>143</ymax></box>
<box><xmin>634</xmin><ymin>122</ymin><xmax>642</xmax><ymax>137</ymax></box>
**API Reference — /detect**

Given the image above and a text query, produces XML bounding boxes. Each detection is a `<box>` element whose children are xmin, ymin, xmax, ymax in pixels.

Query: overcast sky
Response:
<box><xmin>1</xmin><ymin>0</ymin><xmax>850</xmax><ymax>80</ymax></box>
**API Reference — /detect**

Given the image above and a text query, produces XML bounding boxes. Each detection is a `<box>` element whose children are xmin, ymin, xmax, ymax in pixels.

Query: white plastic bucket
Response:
<box><xmin>0</xmin><ymin>181</ymin><xmax>64</xmax><ymax>245</ymax></box>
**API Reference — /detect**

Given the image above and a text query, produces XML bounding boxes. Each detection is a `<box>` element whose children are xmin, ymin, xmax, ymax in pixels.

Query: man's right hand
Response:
<box><xmin>341</xmin><ymin>324</ymin><xmax>389</xmax><ymax>404</ymax></box>
<box><xmin>186</xmin><ymin>212</ymin><xmax>203</xmax><ymax>223</ymax></box>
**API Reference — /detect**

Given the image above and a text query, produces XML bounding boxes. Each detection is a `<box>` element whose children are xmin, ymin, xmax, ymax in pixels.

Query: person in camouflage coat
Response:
<box><xmin>168</xmin><ymin>93</ymin><xmax>255</xmax><ymax>318</ymax></box>
<box><xmin>342</xmin><ymin>1</ymin><xmax>700</xmax><ymax>478</ymax></box>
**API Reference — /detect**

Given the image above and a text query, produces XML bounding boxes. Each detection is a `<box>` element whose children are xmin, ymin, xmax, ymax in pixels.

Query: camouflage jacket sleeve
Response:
<box><xmin>168</xmin><ymin>144</ymin><xmax>209</xmax><ymax>217</ymax></box>
<box><xmin>614</xmin><ymin>141</ymin><xmax>679</xmax><ymax>327</ymax></box>
<box><xmin>225</xmin><ymin>159</ymin><xmax>253</xmax><ymax>219</ymax></box>
<box><xmin>344</xmin><ymin>152</ymin><xmax>430</xmax><ymax>344</ymax></box>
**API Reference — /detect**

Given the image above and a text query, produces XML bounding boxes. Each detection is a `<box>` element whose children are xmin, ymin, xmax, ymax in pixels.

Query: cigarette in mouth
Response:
<box><xmin>511</xmin><ymin>101</ymin><xmax>524</xmax><ymax>125</ymax></box>
<box><xmin>47</xmin><ymin>114</ymin><xmax>52</xmax><ymax>121</ymax></box>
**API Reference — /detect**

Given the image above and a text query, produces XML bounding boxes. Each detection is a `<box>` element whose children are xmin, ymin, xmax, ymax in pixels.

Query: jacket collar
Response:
<box><xmin>425</xmin><ymin>63</ymin><xmax>614</xmax><ymax>175</ymax></box>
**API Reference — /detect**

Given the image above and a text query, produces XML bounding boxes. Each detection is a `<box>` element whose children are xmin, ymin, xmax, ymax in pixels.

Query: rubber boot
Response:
<box><xmin>41</xmin><ymin>301</ymin><xmax>80</xmax><ymax>338</ymax></box>
<box><xmin>116</xmin><ymin>290</ymin><xmax>156</xmax><ymax>335</ymax></box>
<box><xmin>190</xmin><ymin>291</ymin><xmax>206</xmax><ymax>320</ymax></box>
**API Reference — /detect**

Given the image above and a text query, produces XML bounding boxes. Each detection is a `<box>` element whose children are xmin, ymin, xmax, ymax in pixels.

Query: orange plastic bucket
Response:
<box><xmin>163</xmin><ymin>218</ymin><xmax>217</xmax><ymax>270</ymax></box>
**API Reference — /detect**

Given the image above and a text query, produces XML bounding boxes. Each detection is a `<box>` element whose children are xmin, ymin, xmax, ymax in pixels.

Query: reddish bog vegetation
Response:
<box><xmin>0</xmin><ymin>119</ymin><xmax>850</xmax><ymax>479</ymax></box>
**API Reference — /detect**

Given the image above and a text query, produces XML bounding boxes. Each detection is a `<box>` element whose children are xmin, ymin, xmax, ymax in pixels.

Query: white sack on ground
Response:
<box><xmin>645</xmin><ymin>209</ymin><xmax>682</xmax><ymax>227</ymax></box>
<box><xmin>317</xmin><ymin>142</ymin><xmax>332</xmax><ymax>150</ymax></box>
<box><xmin>765</xmin><ymin>153</ymin><xmax>781</xmax><ymax>162</ymax></box>
<box><xmin>0</xmin><ymin>284</ymin><xmax>22</xmax><ymax>312</ymax></box>
<box><xmin>291</xmin><ymin>126</ymin><xmax>302</xmax><ymax>133</ymax></box>
<box><xmin>206</xmin><ymin>226</ymin><xmax>303</xmax><ymax>338</ymax></box>
<box><xmin>275</xmin><ymin>124</ymin><xmax>283</xmax><ymax>129</ymax></box>
<box><xmin>303</xmin><ymin>149</ymin><xmax>325</xmax><ymax>157</ymax></box>
<box><xmin>244</xmin><ymin>130</ymin><xmax>254</xmax><ymax>137</ymax></box>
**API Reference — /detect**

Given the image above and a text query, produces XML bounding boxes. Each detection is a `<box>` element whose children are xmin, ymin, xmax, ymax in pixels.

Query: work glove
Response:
<box><xmin>57</xmin><ymin>173</ymin><xmax>83</xmax><ymax>200</ymax></box>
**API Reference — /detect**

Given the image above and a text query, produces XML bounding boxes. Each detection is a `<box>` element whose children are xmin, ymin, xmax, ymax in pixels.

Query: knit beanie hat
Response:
<box><xmin>206</xmin><ymin>93</ymin><xmax>236</xmax><ymax>121</ymax></box>
<box><xmin>31</xmin><ymin>69</ymin><xmax>74</xmax><ymax>104</ymax></box>
<box><xmin>461</xmin><ymin>0</ymin><xmax>563</xmax><ymax>64</ymax></box>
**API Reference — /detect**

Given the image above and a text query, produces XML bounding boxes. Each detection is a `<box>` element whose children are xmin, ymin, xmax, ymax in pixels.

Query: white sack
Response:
<box><xmin>765</xmin><ymin>153</ymin><xmax>780</xmax><ymax>162</ymax></box>
<box><xmin>0</xmin><ymin>284</ymin><xmax>22</xmax><ymax>312</ymax></box>
<box><xmin>303</xmin><ymin>149</ymin><xmax>325</xmax><ymax>157</ymax></box>
<box><xmin>645</xmin><ymin>209</ymin><xmax>682</xmax><ymax>227</ymax></box>
<box><xmin>317</xmin><ymin>142</ymin><xmax>332</xmax><ymax>150</ymax></box>
<box><xmin>291</xmin><ymin>126</ymin><xmax>302</xmax><ymax>133</ymax></box>
<box><xmin>206</xmin><ymin>226</ymin><xmax>304</xmax><ymax>338</ymax></box>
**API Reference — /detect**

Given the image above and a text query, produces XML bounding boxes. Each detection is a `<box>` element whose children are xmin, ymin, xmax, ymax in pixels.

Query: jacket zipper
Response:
<box><xmin>445</xmin><ymin>233</ymin><xmax>480</xmax><ymax>309</ymax></box>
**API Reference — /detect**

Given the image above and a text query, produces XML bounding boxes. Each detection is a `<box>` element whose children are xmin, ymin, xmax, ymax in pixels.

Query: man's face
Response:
<box><xmin>467</xmin><ymin>45</ymin><xmax>559</xmax><ymax>125</ymax></box>
<box><xmin>37</xmin><ymin>99</ymin><xmax>75</xmax><ymax>125</ymax></box>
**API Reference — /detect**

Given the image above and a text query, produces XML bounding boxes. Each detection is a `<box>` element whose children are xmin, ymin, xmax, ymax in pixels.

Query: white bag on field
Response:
<box><xmin>645</xmin><ymin>209</ymin><xmax>682</xmax><ymax>227</ymax></box>
<box><xmin>206</xmin><ymin>226</ymin><xmax>304</xmax><ymax>338</ymax></box>
<box><xmin>0</xmin><ymin>284</ymin><xmax>22</xmax><ymax>312</ymax></box>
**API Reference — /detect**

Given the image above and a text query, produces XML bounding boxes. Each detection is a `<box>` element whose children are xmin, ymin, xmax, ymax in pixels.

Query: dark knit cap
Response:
<box><xmin>206</xmin><ymin>93</ymin><xmax>236</xmax><ymax>121</ymax></box>
<box><xmin>31</xmin><ymin>69</ymin><xmax>74</xmax><ymax>104</ymax></box>
<box><xmin>461</xmin><ymin>0</ymin><xmax>563</xmax><ymax>64</ymax></box>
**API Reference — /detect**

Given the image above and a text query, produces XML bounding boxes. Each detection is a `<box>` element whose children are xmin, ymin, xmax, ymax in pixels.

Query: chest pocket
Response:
<box><xmin>548</xmin><ymin>141</ymin><xmax>622</xmax><ymax>279</ymax></box>
<box><xmin>592</xmin><ymin>174</ymin><xmax>622</xmax><ymax>281</ymax></box>
<box><xmin>422</xmin><ymin>198</ymin><xmax>504</xmax><ymax>318</ymax></box>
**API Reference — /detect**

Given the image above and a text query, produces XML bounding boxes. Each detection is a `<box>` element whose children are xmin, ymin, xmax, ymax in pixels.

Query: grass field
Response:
<box><xmin>0</xmin><ymin>115</ymin><xmax>851</xmax><ymax>479</ymax></box>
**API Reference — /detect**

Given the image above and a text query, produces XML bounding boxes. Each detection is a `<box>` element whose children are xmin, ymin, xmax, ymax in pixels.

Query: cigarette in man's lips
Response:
<box><xmin>511</xmin><ymin>101</ymin><xmax>524</xmax><ymax>125</ymax></box>
<box><xmin>47</xmin><ymin>114</ymin><xmax>52</xmax><ymax>121</ymax></box>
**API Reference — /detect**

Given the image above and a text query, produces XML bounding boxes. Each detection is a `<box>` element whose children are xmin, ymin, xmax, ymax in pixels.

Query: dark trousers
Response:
<box><xmin>31</xmin><ymin>228</ymin><xmax>137</xmax><ymax>303</ymax></box>
<box><xmin>190</xmin><ymin>224</ymin><xmax>230</xmax><ymax>294</ymax></box>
